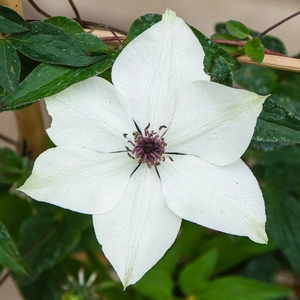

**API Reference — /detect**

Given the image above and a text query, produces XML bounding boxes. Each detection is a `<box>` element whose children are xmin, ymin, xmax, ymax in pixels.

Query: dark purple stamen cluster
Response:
<box><xmin>124</xmin><ymin>124</ymin><xmax>167</xmax><ymax>168</ymax></box>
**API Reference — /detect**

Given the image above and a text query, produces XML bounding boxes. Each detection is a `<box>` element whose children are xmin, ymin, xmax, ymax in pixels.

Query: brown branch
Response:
<box><xmin>67</xmin><ymin>0</ymin><xmax>81</xmax><ymax>24</ymax></box>
<box><xmin>27</xmin><ymin>0</ymin><xmax>51</xmax><ymax>17</ymax></box>
<box><xmin>0</xmin><ymin>133</ymin><xmax>17</xmax><ymax>146</ymax></box>
<box><xmin>258</xmin><ymin>11</ymin><xmax>300</xmax><ymax>38</ymax></box>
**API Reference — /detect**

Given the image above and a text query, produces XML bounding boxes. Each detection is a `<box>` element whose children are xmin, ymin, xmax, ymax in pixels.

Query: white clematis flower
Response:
<box><xmin>19</xmin><ymin>9</ymin><xmax>268</xmax><ymax>287</ymax></box>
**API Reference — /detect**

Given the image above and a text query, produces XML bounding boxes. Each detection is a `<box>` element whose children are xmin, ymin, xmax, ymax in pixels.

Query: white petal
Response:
<box><xmin>112</xmin><ymin>9</ymin><xmax>209</xmax><ymax>131</ymax></box>
<box><xmin>18</xmin><ymin>146</ymin><xmax>136</xmax><ymax>214</ymax></box>
<box><xmin>93</xmin><ymin>164</ymin><xmax>181</xmax><ymax>287</ymax></box>
<box><xmin>45</xmin><ymin>77</ymin><xmax>135</xmax><ymax>152</ymax></box>
<box><xmin>159</xmin><ymin>155</ymin><xmax>267</xmax><ymax>244</ymax></box>
<box><xmin>166</xmin><ymin>81</ymin><xmax>266</xmax><ymax>166</ymax></box>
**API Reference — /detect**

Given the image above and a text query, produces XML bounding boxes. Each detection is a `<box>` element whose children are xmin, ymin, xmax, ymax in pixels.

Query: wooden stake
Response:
<box><xmin>236</xmin><ymin>54</ymin><xmax>300</xmax><ymax>73</ymax></box>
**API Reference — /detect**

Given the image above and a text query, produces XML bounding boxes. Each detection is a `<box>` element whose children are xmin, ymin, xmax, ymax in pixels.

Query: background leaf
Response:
<box><xmin>179</xmin><ymin>249</ymin><xmax>219</xmax><ymax>295</ymax></box>
<box><xmin>265</xmin><ymin>190</ymin><xmax>300</xmax><ymax>276</ymax></box>
<box><xmin>226</xmin><ymin>20</ymin><xmax>249</xmax><ymax>39</ymax></box>
<box><xmin>197</xmin><ymin>276</ymin><xmax>290</xmax><ymax>300</ymax></box>
<box><xmin>0</xmin><ymin>222</ymin><xmax>28</xmax><ymax>275</ymax></box>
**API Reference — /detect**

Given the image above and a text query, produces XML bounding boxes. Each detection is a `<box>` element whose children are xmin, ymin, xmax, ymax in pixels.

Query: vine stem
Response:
<box><xmin>211</xmin><ymin>39</ymin><xmax>286</xmax><ymax>56</ymax></box>
<box><xmin>258</xmin><ymin>11</ymin><xmax>300</xmax><ymax>38</ymax></box>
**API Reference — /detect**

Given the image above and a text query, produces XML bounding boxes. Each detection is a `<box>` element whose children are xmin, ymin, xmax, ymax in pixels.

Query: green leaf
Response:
<box><xmin>8</xmin><ymin>21</ymin><xmax>105</xmax><ymax>67</ymax></box>
<box><xmin>0</xmin><ymin>51</ymin><xmax>118</xmax><ymax>110</ymax></box>
<box><xmin>0</xmin><ymin>192</ymin><xmax>31</xmax><ymax>239</ymax></box>
<box><xmin>191</xmin><ymin>26</ymin><xmax>239</xmax><ymax>86</ymax></box>
<box><xmin>265</xmin><ymin>189</ymin><xmax>300</xmax><ymax>275</ymax></box>
<box><xmin>133</xmin><ymin>269</ymin><xmax>173</xmax><ymax>300</ymax></box>
<box><xmin>73</xmin><ymin>32</ymin><xmax>107</xmax><ymax>53</ymax></box>
<box><xmin>0</xmin><ymin>5</ymin><xmax>29</xmax><ymax>34</ymax></box>
<box><xmin>254</xmin><ymin>98</ymin><xmax>300</xmax><ymax>144</ymax></box>
<box><xmin>0</xmin><ymin>148</ymin><xmax>30</xmax><ymax>185</ymax></box>
<box><xmin>198</xmin><ymin>276</ymin><xmax>290</xmax><ymax>300</ymax></box>
<box><xmin>201</xmin><ymin>235</ymin><xmax>274</xmax><ymax>274</ymax></box>
<box><xmin>271</xmin><ymin>72</ymin><xmax>300</xmax><ymax>115</ymax></box>
<box><xmin>233</xmin><ymin>64</ymin><xmax>278</xmax><ymax>95</ymax></box>
<box><xmin>43</xmin><ymin>16</ymin><xmax>84</xmax><ymax>35</ymax></box>
<box><xmin>0</xmin><ymin>222</ymin><xmax>28</xmax><ymax>275</ymax></box>
<box><xmin>250</xmin><ymin>29</ymin><xmax>287</xmax><ymax>55</ymax></box>
<box><xmin>244</xmin><ymin>38</ymin><xmax>265</xmax><ymax>63</ymax></box>
<box><xmin>226</xmin><ymin>20</ymin><xmax>249</xmax><ymax>39</ymax></box>
<box><xmin>0</xmin><ymin>40</ymin><xmax>20</xmax><ymax>95</ymax></box>
<box><xmin>125</xmin><ymin>13</ymin><xmax>162</xmax><ymax>45</ymax></box>
<box><xmin>17</xmin><ymin>208</ymin><xmax>91</xmax><ymax>284</ymax></box>
<box><xmin>44</xmin><ymin>16</ymin><xmax>107</xmax><ymax>53</ymax></box>
<box><xmin>179</xmin><ymin>249</ymin><xmax>219</xmax><ymax>295</ymax></box>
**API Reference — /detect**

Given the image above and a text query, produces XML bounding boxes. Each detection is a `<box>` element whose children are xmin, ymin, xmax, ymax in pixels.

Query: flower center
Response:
<box><xmin>124</xmin><ymin>124</ymin><xmax>170</xmax><ymax>168</ymax></box>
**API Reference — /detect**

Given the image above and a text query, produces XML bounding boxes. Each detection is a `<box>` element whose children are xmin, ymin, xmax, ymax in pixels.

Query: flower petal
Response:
<box><xmin>166</xmin><ymin>81</ymin><xmax>266</xmax><ymax>166</ymax></box>
<box><xmin>159</xmin><ymin>155</ymin><xmax>267</xmax><ymax>244</ymax></box>
<box><xmin>92</xmin><ymin>164</ymin><xmax>181</xmax><ymax>287</ymax></box>
<box><xmin>46</xmin><ymin>77</ymin><xmax>135</xmax><ymax>152</ymax></box>
<box><xmin>112</xmin><ymin>9</ymin><xmax>209</xmax><ymax>131</ymax></box>
<box><xmin>18</xmin><ymin>146</ymin><xmax>136</xmax><ymax>214</ymax></box>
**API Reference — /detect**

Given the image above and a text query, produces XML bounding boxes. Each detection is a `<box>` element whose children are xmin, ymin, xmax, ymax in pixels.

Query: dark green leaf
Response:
<box><xmin>44</xmin><ymin>16</ymin><xmax>107</xmax><ymax>53</ymax></box>
<box><xmin>271</xmin><ymin>71</ymin><xmax>300</xmax><ymax>115</ymax></box>
<box><xmin>234</xmin><ymin>64</ymin><xmax>278</xmax><ymax>95</ymax></box>
<box><xmin>0</xmin><ymin>51</ymin><xmax>118</xmax><ymax>110</ymax></box>
<box><xmin>0</xmin><ymin>222</ymin><xmax>28</xmax><ymax>275</ymax></box>
<box><xmin>17</xmin><ymin>51</ymin><xmax>40</xmax><ymax>82</ymax></box>
<box><xmin>265</xmin><ymin>190</ymin><xmax>300</xmax><ymax>276</ymax></box>
<box><xmin>254</xmin><ymin>98</ymin><xmax>300</xmax><ymax>144</ymax></box>
<box><xmin>179</xmin><ymin>249</ymin><xmax>218</xmax><ymax>295</ymax></box>
<box><xmin>0</xmin><ymin>192</ymin><xmax>31</xmax><ymax>239</ymax></box>
<box><xmin>241</xmin><ymin>253</ymin><xmax>280</xmax><ymax>283</ymax></box>
<box><xmin>0</xmin><ymin>5</ymin><xmax>29</xmax><ymax>34</ymax></box>
<box><xmin>17</xmin><ymin>209</ymin><xmax>91</xmax><ymax>284</ymax></box>
<box><xmin>125</xmin><ymin>13</ymin><xmax>162</xmax><ymax>45</ymax></box>
<box><xmin>250</xmin><ymin>29</ymin><xmax>287</xmax><ymax>55</ymax></box>
<box><xmin>8</xmin><ymin>21</ymin><xmax>105</xmax><ymax>67</ymax></box>
<box><xmin>191</xmin><ymin>26</ymin><xmax>239</xmax><ymax>86</ymax></box>
<box><xmin>0</xmin><ymin>148</ymin><xmax>30</xmax><ymax>185</ymax></box>
<box><xmin>134</xmin><ymin>269</ymin><xmax>173</xmax><ymax>300</ymax></box>
<box><xmin>198</xmin><ymin>276</ymin><xmax>290</xmax><ymax>300</ymax></box>
<box><xmin>0</xmin><ymin>40</ymin><xmax>20</xmax><ymax>94</ymax></box>
<box><xmin>226</xmin><ymin>20</ymin><xmax>249</xmax><ymax>39</ymax></box>
<box><xmin>257</xmin><ymin>146</ymin><xmax>300</xmax><ymax>190</ymax></box>
<box><xmin>43</xmin><ymin>16</ymin><xmax>84</xmax><ymax>35</ymax></box>
<box><xmin>244</xmin><ymin>38</ymin><xmax>265</xmax><ymax>63</ymax></box>
<box><xmin>73</xmin><ymin>32</ymin><xmax>107</xmax><ymax>53</ymax></box>
<box><xmin>201</xmin><ymin>235</ymin><xmax>274</xmax><ymax>274</ymax></box>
